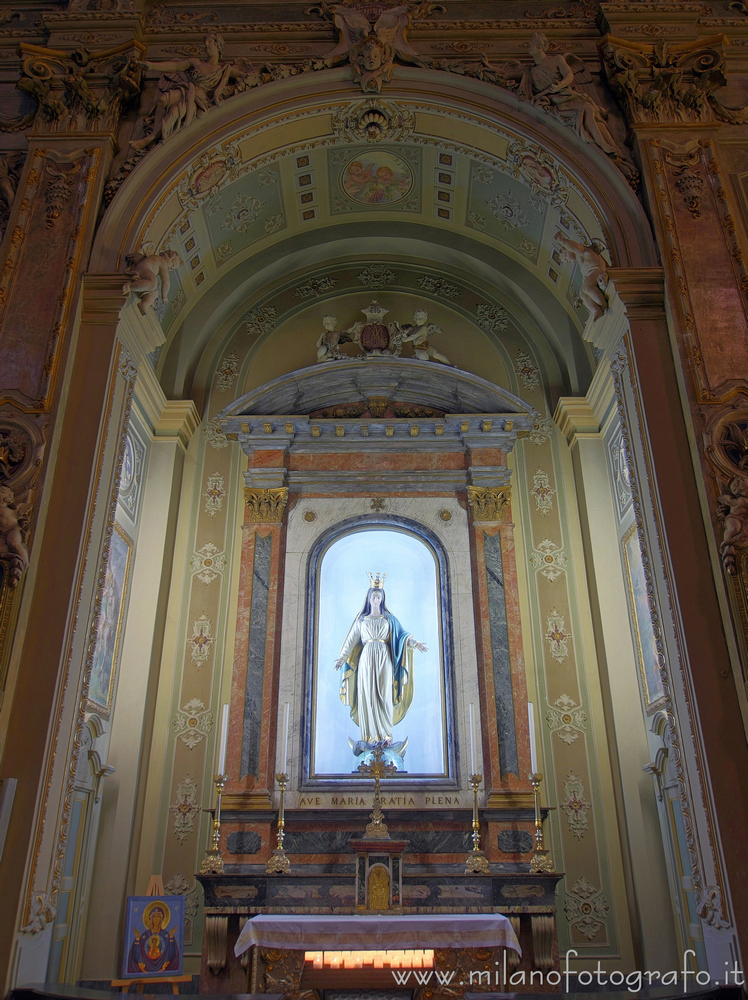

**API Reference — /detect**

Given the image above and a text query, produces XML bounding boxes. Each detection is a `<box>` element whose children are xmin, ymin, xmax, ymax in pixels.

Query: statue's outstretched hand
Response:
<box><xmin>334</xmin><ymin>656</ymin><xmax>345</xmax><ymax>670</ymax></box>
<box><xmin>415</xmin><ymin>641</ymin><xmax>428</xmax><ymax>653</ymax></box>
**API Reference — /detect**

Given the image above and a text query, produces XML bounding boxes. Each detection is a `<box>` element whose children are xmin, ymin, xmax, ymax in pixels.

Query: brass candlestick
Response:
<box><xmin>529</xmin><ymin>772</ymin><xmax>554</xmax><ymax>872</ymax></box>
<box><xmin>464</xmin><ymin>773</ymin><xmax>490</xmax><ymax>874</ymax></box>
<box><xmin>266</xmin><ymin>772</ymin><xmax>291</xmax><ymax>874</ymax></box>
<box><xmin>199</xmin><ymin>773</ymin><xmax>226</xmax><ymax>875</ymax></box>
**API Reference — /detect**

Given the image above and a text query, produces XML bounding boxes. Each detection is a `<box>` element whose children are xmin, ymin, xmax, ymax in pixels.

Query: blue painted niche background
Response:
<box><xmin>311</xmin><ymin>526</ymin><xmax>447</xmax><ymax>777</ymax></box>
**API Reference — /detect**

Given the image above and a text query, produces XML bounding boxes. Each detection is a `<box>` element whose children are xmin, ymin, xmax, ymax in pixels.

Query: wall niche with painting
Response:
<box><xmin>303</xmin><ymin>516</ymin><xmax>457</xmax><ymax>785</ymax></box>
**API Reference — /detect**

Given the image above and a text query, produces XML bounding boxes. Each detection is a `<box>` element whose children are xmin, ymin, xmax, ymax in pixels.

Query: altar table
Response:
<box><xmin>234</xmin><ymin>912</ymin><xmax>522</xmax><ymax>958</ymax></box>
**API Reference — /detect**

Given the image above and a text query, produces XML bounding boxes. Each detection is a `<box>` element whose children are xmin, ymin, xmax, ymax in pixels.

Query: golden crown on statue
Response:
<box><xmin>367</xmin><ymin>571</ymin><xmax>387</xmax><ymax>589</ymax></box>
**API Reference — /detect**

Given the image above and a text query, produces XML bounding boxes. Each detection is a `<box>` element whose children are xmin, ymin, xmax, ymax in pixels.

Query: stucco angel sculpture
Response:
<box><xmin>485</xmin><ymin>33</ymin><xmax>635</xmax><ymax>181</ymax></box>
<box><xmin>400</xmin><ymin>308</ymin><xmax>451</xmax><ymax>364</ymax></box>
<box><xmin>555</xmin><ymin>231</ymin><xmax>610</xmax><ymax>321</ymax></box>
<box><xmin>310</xmin><ymin>1</ymin><xmax>432</xmax><ymax>93</ymax></box>
<box><xmin>316</xmin><ymin>314</ymin><xmax>357</xmax><ymax>361</ymax></box>
<box><xmin>122</xmin><ymin>249</ymin><xmax>184</xmax><ymax>315</ymax></box>
<box><xmin>131</xmin><ymin>34</ymin><xmax>251</xmax><ymax>149</ymax></box>
<box><xmin>0</xmin><ymin>485</ymin><xmax>30</xmax><ymax>588</ymax></box>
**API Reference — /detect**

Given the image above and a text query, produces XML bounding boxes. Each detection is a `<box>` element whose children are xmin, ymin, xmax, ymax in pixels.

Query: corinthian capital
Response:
<box><xmin>467</xmin><ymin>486</ymin><xmax>511</xmax><ymax>522</ymax></box>
<box><xmin>244</xmin><ymin>487</ymin><xmax>288</xmax><ymax>524</ymax></box>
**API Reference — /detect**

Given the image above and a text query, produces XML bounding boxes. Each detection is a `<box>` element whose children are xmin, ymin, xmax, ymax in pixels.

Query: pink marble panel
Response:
<box><xmin>289</xmin><ymin>451</ymin><xmax>465</xmax><ymax>472</ymax></box>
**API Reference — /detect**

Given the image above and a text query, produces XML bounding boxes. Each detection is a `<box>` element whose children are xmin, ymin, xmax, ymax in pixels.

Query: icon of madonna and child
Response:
<box><xmin>334</xmin><ymin>572</ymin><xmax>428</xmax><ymax>771</ymax></box>
<box><xmin>124</xmin><ymin>898</ymin><xmax>183</xmax><ymax>978</ymax></box>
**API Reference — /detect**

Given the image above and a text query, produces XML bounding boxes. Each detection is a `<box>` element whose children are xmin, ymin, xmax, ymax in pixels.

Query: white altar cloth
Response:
<box><xmin>235</xmin><ymin>913</ymin><xmax>522</xmax><ymax>958</ymax></box>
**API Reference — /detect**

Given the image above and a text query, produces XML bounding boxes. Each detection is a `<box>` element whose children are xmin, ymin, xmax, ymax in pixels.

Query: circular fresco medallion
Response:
<box><xmin>193</xmin><ymin>158</ymin><xmax>228</xmax><ymax>195</ymax></box>
<box><xmin>341</xmin><ymin>150</ymin><xmax>414</xmax><ymax>206</ymax></box>
<box><xmin>516</xmin><ymin>153</ymin><xmax>557</xmax><ymax>193</ymax></box>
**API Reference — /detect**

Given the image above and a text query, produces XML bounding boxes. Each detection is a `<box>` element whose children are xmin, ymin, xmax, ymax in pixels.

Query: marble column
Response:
<box><xmin>224</xmin><ymin>486</ymin><xmax>289</xmax><ymax>813</ymax></box>
<box><xmin>466</xmin><ymin>481</ymin><xmax>533</xmax><ymax>805</ymax></box>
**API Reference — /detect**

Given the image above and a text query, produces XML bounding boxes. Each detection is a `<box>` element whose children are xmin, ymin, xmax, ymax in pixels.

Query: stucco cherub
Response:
<box><xmin>400</xmin><ymin>308</ymin><xmax>451</xmax><ymax>364</ymax></box>
<box><xmin>0</xmin><ymin>485</ymin><xmax>30</xmax><ymax>588</ymax></box>
<box><xmin>311</xmin><ymin>2</ymin><xmax>431</xmax><ymax>93</ymax></box>
<box><xmin>555</xmin><ymin>231</ymin><xmax>610</xmax><ymax>321</ymax></box>
<box><xmin>316</xmin><ymin>314</ymin><xmax>355</xmax><ymax>361</ymax></box>
<box><xmin>122</xmin><ymin>249</ymin><xmax>184</xmax><ymax>315</ymax></box>
<box><xmin>717</xmin><ymin>476</ymin><xmax>748</xmax><ymax>575</ymax></box>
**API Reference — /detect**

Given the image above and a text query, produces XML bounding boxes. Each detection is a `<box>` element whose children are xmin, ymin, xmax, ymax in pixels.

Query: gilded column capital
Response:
<box><xmin>244</xmin><ymin>487</ymin><xmax>288</xmax><ymax>524</ymax></box>
<box><xmin>598</xmin><ymin>33</ymin><xmax>744</xmax><ymax>128</ymax></box>
<box><xmin>467</xmin><ymin>486</ymin><xmax>511</xmax><ymax>522</ymax></box>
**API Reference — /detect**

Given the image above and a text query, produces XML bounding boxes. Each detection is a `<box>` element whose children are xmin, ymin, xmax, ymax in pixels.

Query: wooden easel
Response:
<box><xmin>110</xmin><ymin>973</ymin><xmax>192</xmax><ymax>995</ymax></box>
<box><xmin>112</xmin><ymin>876</ymin><xmax>192</xmax><ymax>995</ymax></box>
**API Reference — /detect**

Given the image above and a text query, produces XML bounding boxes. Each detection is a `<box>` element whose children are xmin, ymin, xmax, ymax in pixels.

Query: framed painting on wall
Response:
<box><xmin>86</xmin><ymin>521</ymin><xmax>133</xmax><ymax>718</ymax></box>
<box><xmin>122</xmin><ymin>896</ymin><xmax>185</xmax><ymax>979</ymax></box>
<box><xmin>621</xmin><ymin>523</ymin><xmax>665</xmax><ymax>712</ymax></box>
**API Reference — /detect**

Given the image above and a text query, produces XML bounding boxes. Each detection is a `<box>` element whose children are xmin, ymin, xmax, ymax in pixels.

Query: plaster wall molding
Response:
<box><xmin>155</xmin><ymin>401</ymin><xmax>200</xmax><ymax>450</ymax></box>
<box><xmin>83</xmin><ymin>274</ymin><xmax>165</xmax><ymax>362</ymax></box>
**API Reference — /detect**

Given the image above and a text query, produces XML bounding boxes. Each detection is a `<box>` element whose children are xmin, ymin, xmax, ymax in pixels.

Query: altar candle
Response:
<box><xmin>528</xmin><ymin>702</ymin><xmax>538</xmax><ymax>773</ymax></box>
<box><xmin>468</xmin><ymin>703</ymin><xmax>476</xmax><ymax>774</ymax></box>
<box><xmin>282</xmin><ymin>702</ymin><xmax>290</xmax><ymax>774</ymax></box>
<box><xmin>217</xmin><ymin>703</ymin><xmax>229</xmax><ymax>776</ymax></box>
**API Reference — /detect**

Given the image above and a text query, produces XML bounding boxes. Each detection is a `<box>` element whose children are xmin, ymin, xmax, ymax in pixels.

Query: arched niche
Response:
<box><xmin>304</xmin><ymin>515</ymin><xmax>454</xmax><ymax>780</ymax></box>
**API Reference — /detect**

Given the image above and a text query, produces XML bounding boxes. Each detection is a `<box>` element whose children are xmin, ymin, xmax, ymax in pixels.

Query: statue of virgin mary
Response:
<box><xmin>334</xmin><ymin>573</ymin><xmax>428</xmax><ymax>746</ymax></box>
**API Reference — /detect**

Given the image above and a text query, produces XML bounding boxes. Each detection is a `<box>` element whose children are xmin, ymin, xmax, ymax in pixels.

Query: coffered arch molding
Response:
<box><xmin>93</xmin><ymin>66</ymin><xmax>657</xmax><ymax>401</ymax></box>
